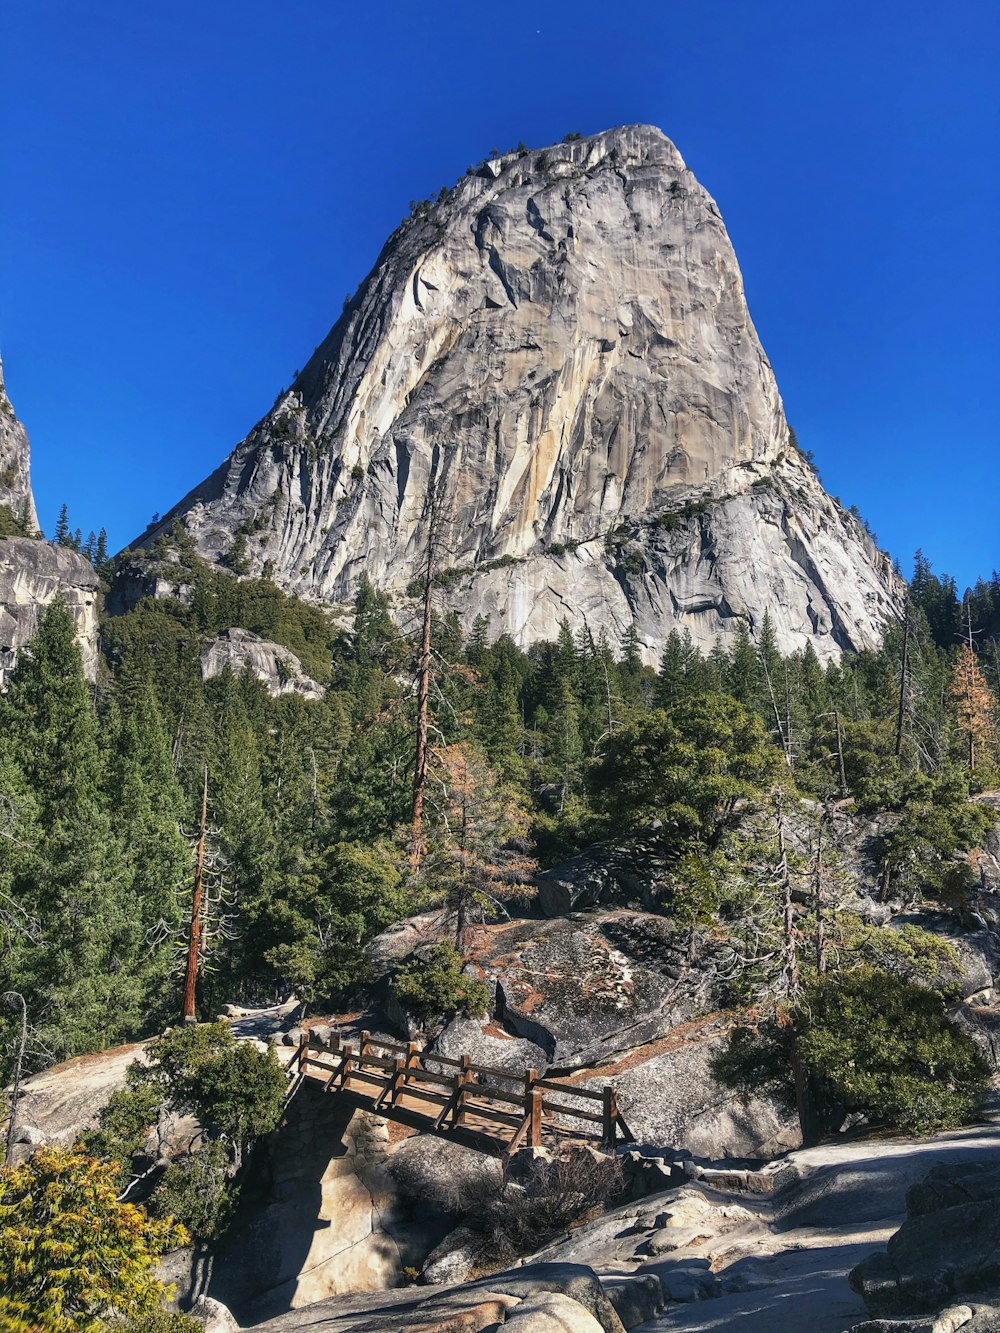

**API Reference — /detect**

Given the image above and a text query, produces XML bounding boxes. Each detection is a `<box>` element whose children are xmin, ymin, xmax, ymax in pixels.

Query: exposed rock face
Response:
<box><xmin>465</xmin><ymin>911</ymin><xmax>720</xmax><ymax>1069</ymax></box>
<box><xmin>575</xmin><ymin>1018</ymin><xmax>800</xmax><ymax>1160</ymax></box>
<box><xmin>0</xmin><ymin>369</ymin><xmax>100</xmax><ymax>683</ymax></box>
<box><xmin>3</xmin><ymin>1041</ymin><xmax>150</xmax><ymax>1161</ymax></box>
<box><xmin>137</xmin><ymin>124</ymin><xmax>900</xmax><ymax>663</ymax></box>
<box><xmin>0</xmin><ymin>536</ymin><xmax>101</xmax><ymax>685</ymax></box>
<box><xmin>201</xmin><ymin>627</ymin><xmax>324</xmax><ymax>699</ymax></box>
<box><xmin>851</xmin><ymin>1161</ymin><xmax>1000</xmax><ymax>1319</ymax></box>
<box><xmin>209</xmin><ymin>1087</ymin><xmax>441</xmax><ymax>1321</ymax></box>
<box><xmin>0</xmin><ymin>358</ymin><xmax>38</xmax><ymax>534</ymax></box>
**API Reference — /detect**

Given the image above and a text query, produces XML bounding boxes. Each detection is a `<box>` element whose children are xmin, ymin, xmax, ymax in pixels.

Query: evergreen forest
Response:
<box><xmin>2</xmin><ymin>522</ymin><xmax>998</xmax><ymax>1092</ymax></box>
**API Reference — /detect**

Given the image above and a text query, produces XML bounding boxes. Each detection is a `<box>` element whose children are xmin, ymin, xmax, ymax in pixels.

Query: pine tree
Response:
<box><xmin>53</xmin><ymin>503</ymin><xmax>70</xmax><ymax>546</ymax></box>
<box><xmin>949</xmin><ymin>643</ymin><xmax>997</xmax><ymax>770</ymax></box>
<box><xmin>725</xmin><ymin>621</ymin><xmax>761</xmax><ymax>709</ymax></box>
<box><xmin>102</xmin><ymin>653</ymin><xmax>191</xmax><ymax>1020</ymax></box>
<box><xmin>465</xmin><ymin>614</ymin><xmax>491</xmax><ymax>668</ymax></box>
<box><xmin>0</xmin><ymin>600</ymin><xmax>137</xmax><ymax>1060</ymax></box>
<box><xmin>475</xmin><ymin>656</ymin><xmax>523</xmax><ymax>780</ymax></box>
<box><xmin>655</xmin><ymin>631</ymin><xmax>689</xmax><ymax>708</ymax></box>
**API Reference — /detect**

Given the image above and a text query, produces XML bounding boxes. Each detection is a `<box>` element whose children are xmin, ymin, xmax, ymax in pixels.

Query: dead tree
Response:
<box><xmin>179</xmin><ymin>767</ymin><xmax>236</xmax><ymax>1022</ymax></box>
<box><xmin>411</xmin><ymin>453</ymin><xmax>450</xmax><ymax>868</ymax></box>
<box><xmin>894</xmin><ymin>596</ymin><xmax>911</xmax><ymax>760</ymax></box>
<box><xmin>182</xmin><ymin>766</ymin><xmax>209</xmax><ymax>1023</ymax></box>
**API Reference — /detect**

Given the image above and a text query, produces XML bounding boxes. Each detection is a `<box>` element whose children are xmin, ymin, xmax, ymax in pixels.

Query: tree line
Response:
<box><xmin>0</xmin><ymin>529</ymin><xmax>997</xmax><ymax>1089</ymax></box>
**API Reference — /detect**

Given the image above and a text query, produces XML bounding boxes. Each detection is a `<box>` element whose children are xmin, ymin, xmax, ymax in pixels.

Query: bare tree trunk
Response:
<box><xmin>410</xmin><ymin>514</ymin><xmax>435</xmax><ymax>869</ymax></box>
<box><xmin>894</xmin><ymin>597</ymin><xmax>910</xmax><ymax>760</ymax></box>
<box><xmin>813</xmin><ymin>810</ymin><xmax>827</xmax><ymax>975</ymax></box>
<box><xmin>762</xmin><ymin>656</ymin><xmax>791</xmax><ymax>766</ymax></box>
<box><xmin>776</xmin><ymin>796</ymin><xmax>799</xmax><ymax>997</ymax></box>
<box><xmin>834</xmin><ymin>710</ymin><xmax>848</xmax><ymax>798</ymax></box>
<box><xmin>182</xmin><ymin>766</ymin><xmax>209</xmax><ymax>1023</ymax></box>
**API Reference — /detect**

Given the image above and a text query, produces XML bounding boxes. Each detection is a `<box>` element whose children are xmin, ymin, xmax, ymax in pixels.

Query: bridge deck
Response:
<box><xmin>287</xmin><ymin>1029</ymin><xmax>634</xmax><ymax>1157</ymax></box>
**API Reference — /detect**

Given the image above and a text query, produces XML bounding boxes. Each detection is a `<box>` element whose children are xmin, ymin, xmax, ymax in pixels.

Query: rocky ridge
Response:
<box><xmin>0</xmin><ymin>357</ymin><xmax>38</xmax><ymax>534</ymax></box>
<box><xmin>0</xmin><ymin>536</ymin><xmax>101</xmax><ymax>685</ymax></box>
<box><xmin>134</xmin><ymin>125</ymin><xmax>901</xmax><ymax>663</ymax></box>
<box><xmin>0</xmin><ymin>367</ymin><xmax>100</xmax><ymax>683</ymax></box>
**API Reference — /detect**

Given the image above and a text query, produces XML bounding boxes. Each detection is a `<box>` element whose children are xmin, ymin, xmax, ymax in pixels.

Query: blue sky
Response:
<box><xmin>2</xmin><ymin>0</ymin><xmax>997</xmax><ymax>588</ymax></box>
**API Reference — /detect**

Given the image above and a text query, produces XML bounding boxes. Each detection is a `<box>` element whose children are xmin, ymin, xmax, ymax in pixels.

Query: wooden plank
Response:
<box><xmin>425</xmin><ymin>1051</ymin><xmax>465</xmax><ymax>1070</ymax></box>
<box><xmin>469</xmin><ymin>1061</ymin><xmax>533</xmax><ymax>1082</ymax></box>
<box><xmin>353</xmin><ymin>1052</ymin><xmax>397</xmax><ymax>1072</ymax></box>
<box><xmin>459</xmin><ymin>1084</ymin><xmax>525</xmax><ymax>1109</ymax></box>
<box><xmin>506</xmin><ymin>1113</ymin><xmax>533</xmax><ymax>1155</ymax></box>
<box><xmin>374</xmin><ymin>1059</ymin><xmax>404</xmax><ymax>1110</ymax></box>
<box><xmin>615</xmin><ymin>1112</ymin><xmax>636</xmax><ymax>1144</ymax></box>
<box><xmin>348</xmin><ymin>1071</ymin><xmax>391</xmax><ymax>1090</ymax></box>
<box><xmin>458</xmin><ymin>1102</ymin><xmax>524</xmax><ymax>1128</ymax></box>
<box><xmin>396</xmin><ymin>1085</ymin><xmax>452</xmax><ymax>1108</ymax></box>
<box><xmin>540</xmin><ymin>1100</ymin><xmax>604</xmax><ymax>1125</ymax></box>
<box><xmin>533</xmin><ymin>1079</ymin><xmax>607</xmax><ymax>1102</ymax></box>
<box><xmin>401</xmin><ymin>1066</ymin><xmax>457</xmax><ymax>1090</ymax></box>
<box><xmin>434</xmin><ymin>1086</ymin><xmax>461</xmax><ymax>1130</ymax></box>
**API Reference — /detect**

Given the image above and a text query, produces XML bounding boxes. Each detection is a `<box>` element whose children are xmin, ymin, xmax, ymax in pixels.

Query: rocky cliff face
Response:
<box><xmin>0</xmin><ymin>358</ymin><xmax>39</xmax><ymax>534</ymax></box>
<box><xmin>138</xmin><ymin>124</ymin><xmax>901</xmax><ymax>661</ymax></box>
<box><xmin>0</xmin><ymin>371</ymin><xmax>100</xmax><ymax>684</ymax></box>
<box><xmin>0</xmin><ymin>537</ymin><xmax>101</xmax><ymax>685</ymax></box>
<box><xmin>201</xmin><ymin>627</ymin><xmax>324</xmax><ymax>699</ymax></box>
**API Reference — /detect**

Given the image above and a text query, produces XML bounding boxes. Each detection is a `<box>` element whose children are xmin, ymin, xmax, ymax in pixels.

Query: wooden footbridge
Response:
<box><xmin>285</xmin><ymin>1029</ymin><xmax>635</xmax><ymax>1158</ymax></box>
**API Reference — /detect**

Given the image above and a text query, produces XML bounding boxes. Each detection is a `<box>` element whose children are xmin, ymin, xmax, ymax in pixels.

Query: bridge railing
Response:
<box><xmin>287</xmin><ymin>1028</ymin><xmax>634</xmax><ymax>1153</ymax></box>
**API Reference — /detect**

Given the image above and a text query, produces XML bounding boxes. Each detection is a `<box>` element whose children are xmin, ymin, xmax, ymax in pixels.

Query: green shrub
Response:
<box><xmin>0</xmin><ymin>1147</ymin><xmax>187</xmax><ymax>1332</ymax></box>
<box><xmin>392</xmin><ymin>942</ymin><xmax>490</xmax><ymax>1026</ymax></box>
<box><xmin>152</xmin><ymin>1138</ymin><xmax>233</xmax><ymax>1240</ymax></box>
<box><xmin>111</xmin><ymin>1315</ymin><xmax>201</xmax><ymax>1333</ymax></box>
<box><xmin>80</xmin><ymin>1081</ymin><xmax>164</xmax><ymax>1190</ymax></box>
<box><xmin>140</xmin><ymin>1022</ymin><xmax>285</xmax><ymax>1149</ymax></box>
<box><xmin>714</xmin><ymin>969</ymin><xmax>988</xmax><ymax>1140</ymax></box>
<box><xmin>797</xmin><ymin>969</ymin><xmax>987</xmax><ymax>1134</ymax></box>
<box><xmin>0</xmin><ymin>503</ymin><xmax>27</xmax><ymax>537</ymax></box>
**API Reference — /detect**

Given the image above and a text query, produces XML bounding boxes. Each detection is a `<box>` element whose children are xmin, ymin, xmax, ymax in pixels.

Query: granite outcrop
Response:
<box><xmin>134</xmin><ymin>125</ymin><xmax>901</xmax><ymax>663</ymax></box>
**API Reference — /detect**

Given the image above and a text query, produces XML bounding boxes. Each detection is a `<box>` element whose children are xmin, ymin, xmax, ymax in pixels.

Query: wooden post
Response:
<box><xmin>523</xmin><ymin>1068</ymin><xmax>537</xmax><ymax>1146</ymax></box>
<box><xmin>390</xmin><ymin>1057</ymin><xmax>404</xmax><ymax>1104</ymax></box>
<box><xmin>404</xmin><ymin>1041</ymin><xmax>420</xmax><ymax>1095</ymax></box>
<box><xmin>456</xmin><ymin>1054</ymin><xmax>472</xmax><ymax>1127</ymax></box>
<box><xmin>528</xmin><ymin>1088</ymin><xmax>543</xmax><ymax>1148</ymax></box>
<box><xmin>181</xmin><ymin>765</ymin><xmax>209</xmax><ymax>1023</ymax></box>
<box><xmin>602</xmin><ymin>1086</ymin><xmax>617</xmax><ymax>1148</ymax></box>
<box><xmin>298</xmin><ymin>1030</ymin><xmax>309</xmax><ymax>1072</ymax></box>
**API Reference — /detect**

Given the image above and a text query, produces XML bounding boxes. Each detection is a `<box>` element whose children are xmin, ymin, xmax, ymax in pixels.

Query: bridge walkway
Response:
<box><xmin>285</xmin><ymin>1028</ymin><xmax>634</xmax><ymax>1158</ymax></box>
